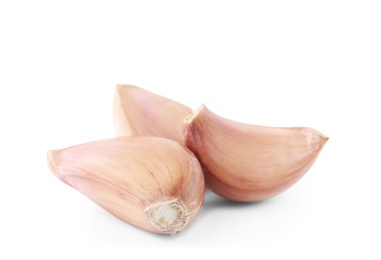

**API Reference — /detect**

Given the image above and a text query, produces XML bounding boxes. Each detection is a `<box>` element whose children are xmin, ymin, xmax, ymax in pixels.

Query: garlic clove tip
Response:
<box><xmin>47</xmin><ymin>150</ymin><xmax>59</xmax><ymax>176</ymax></box>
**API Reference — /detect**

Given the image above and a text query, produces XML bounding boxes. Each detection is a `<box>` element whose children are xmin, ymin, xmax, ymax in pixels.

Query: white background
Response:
<box><xmin>1</xmin><ymin>0</ymin><xmax>380</xmax><ymax>259</ymax></box>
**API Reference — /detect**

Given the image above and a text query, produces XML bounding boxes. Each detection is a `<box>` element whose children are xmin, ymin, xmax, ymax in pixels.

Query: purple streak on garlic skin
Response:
<box><xmin>113</xmin><ymin>85</ymin><xmax>191</xmax><ymax>145</ymax></box>
<box><xmin>47</xmin><ymin>136</ymin><xmax>205</xmax><ymax>234</ymax></box>
<box><xmin>183</xmin><ymin>104</ymin><xmax>328</xmax><ymax>202</ymax></box>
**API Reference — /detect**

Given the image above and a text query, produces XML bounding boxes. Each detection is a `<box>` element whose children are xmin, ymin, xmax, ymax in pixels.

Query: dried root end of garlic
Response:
<box><xmin>145</xmin><ymin>199</ymin><xmax>189</xmax><ymax>233</ymax></box>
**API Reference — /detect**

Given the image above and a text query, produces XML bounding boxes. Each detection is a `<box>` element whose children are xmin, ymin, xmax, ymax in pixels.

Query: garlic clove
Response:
<box><xmin>113</xmin><ymin>85</ymin><xmax>191</xmax><ymax>144</ymax></box>
<box><xmin>183</xmin><ymin>104</ymin><xmax>328</xmax><ymax>202</ymax></box>
<box><xmin>47</xmin><ymin>136</ymin><xmax>205</xmax><ymax>234</ymax></box>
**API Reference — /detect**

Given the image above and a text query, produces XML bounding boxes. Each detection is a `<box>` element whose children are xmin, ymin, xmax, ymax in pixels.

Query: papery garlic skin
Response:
<box><xmin>47</xmin><ymin>136</ymin><xmax>205</xmax><ymax>234</ymax></box>
<box><xmin>113</xmin><ymin>85</ymin><xmax>191</xmax><ymax>145</ymax></box>
<box><xmin>184</xmin><ymin>104</ymin><xmax>328</xmax><ymax>202</ymax></box>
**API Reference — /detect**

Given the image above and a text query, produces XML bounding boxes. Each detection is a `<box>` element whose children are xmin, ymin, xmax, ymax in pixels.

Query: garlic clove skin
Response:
<box><xmin>113</xmin><ymin>85</ymin><xmax>191</xmax><ymax>145</ymax></box>
<box><xmin>183</xmin><ymin>104</ymin><xmax>328</xmax><ymax>202</ymax></box>
<box><xmin>47</xmin><ymin>136</ymin><xmax>205</xmax><ymax>234</ymax></box>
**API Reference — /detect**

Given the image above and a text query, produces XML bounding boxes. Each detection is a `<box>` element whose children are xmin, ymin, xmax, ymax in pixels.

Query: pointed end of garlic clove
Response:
<box><xmin>115</xmin><ymin>84</ymin><xmax>140</xmax><ymax>96</ymax></box>
<box><xmin>114</xmin><ymin>84</ymin><xmax>134</xmax><ymax>102</ymax></box>
<box><xmin>303</xmin><ymin>128</ymin><xmax>329</xmax><ymax>152</ymax></box>
<box><xmin>47</xmin><ymin>149</ymin><xmax>79</xmax><ymax>188</ymax></box>
<box><xmin>320</xmin><ymin>133</ymin><xmax>329</xmax><ymax>145</ymax></box>
<box><xmin>183</xmin><ymin>104</ymin><xmax>206</xmax><ymax>125</ymax></box>
<box><xmin>116</xmin><ymin>83</ymin><xmax>136</xmax><ymax>89</ymax></box>
<box><xmin>145</xmin><ymin>199</ymin><xmax>190</xmax><ymax>234</ymax></box>
<box><xmin>113</xmin><ymin>84</ymin><xmax>138</xmax><ymax>137</ymax></box>
<box><xmin>47</xmin><ymin>150</ymin><xmax>59</xmax><ymax>176</ymax></box>
<box><xmin>314</xmin><ymin>130</ymin><xmax>329</xmax><ymax>150</ymax></box>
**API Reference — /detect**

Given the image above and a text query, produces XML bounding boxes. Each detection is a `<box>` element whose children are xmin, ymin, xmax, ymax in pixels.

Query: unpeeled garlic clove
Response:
<box><xmin>47</xmin><ymin>136</ymin><xmax>205</xmax><ymax>234</ymax></box>
<box><xmin>113</xmin><ymin>85</ymin><xmax>191</xmax><ymax>145</ymax></box>
<box><xmin>183</xmin><ymin>104</ymin><xmax>328</xmax><ymax>202</ymax></box>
